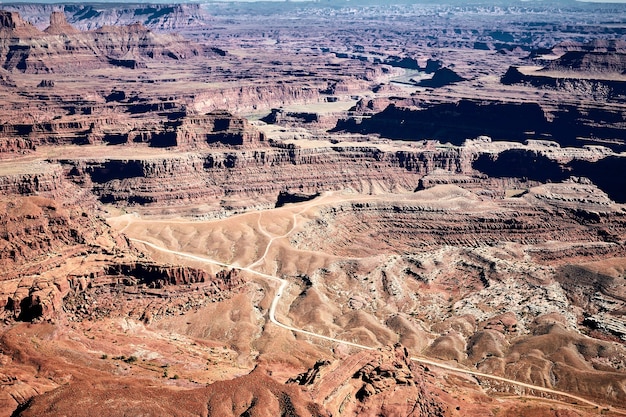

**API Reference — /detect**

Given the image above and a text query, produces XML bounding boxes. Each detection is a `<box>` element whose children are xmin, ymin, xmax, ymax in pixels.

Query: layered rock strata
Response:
<box><xmin>0</xmin><ymin>11</ymin><xmax>205</xmax><ymax>74</ymax></box>
<box><xmin>57</xmin><ymin>145</ymin><xmax>469</xmax><ymax>214</ymax></box>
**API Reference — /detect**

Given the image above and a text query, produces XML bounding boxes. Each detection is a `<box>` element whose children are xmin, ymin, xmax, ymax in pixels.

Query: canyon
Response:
<box><xmin>0</xmin><ymin>1</ymin><xmax>625</xmax><ymax>416</ymax></box>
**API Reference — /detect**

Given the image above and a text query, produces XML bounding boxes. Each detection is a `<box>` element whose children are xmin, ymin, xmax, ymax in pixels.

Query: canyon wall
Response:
<box><xmin>55</xmin><ymin>145</ymin><xmax>470</xmax><ymax>214</ymax></box>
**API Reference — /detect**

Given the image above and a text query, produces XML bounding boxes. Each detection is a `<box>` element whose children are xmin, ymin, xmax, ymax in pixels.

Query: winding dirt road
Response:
<box><xmin>129</xmin><ymin>237</ymin><xmax>625</xmax><ymax>414</ymax></box>
<box><xmin>116</xmin><ymin>191</ymin><xmax>626</xmax><ymax>414</ymax></box>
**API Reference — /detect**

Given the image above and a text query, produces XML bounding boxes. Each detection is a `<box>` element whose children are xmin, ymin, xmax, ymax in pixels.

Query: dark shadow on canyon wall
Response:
<box><xmin>569</xmin><ymin>157</ymin><xmax>626</xmax><ymax>203</ymax></box>
<box><xmin>473</xmin><ymin>150</ymin><xmax>626</xmax><ymax>203</ymax></box>
<box><xmin>333</xmin><ymin>100</ymin><xmax>550</xmax><ymax>145</ymax></box>
<box><xmin>334</xmin><ymin>100</ymin><xmax>626</xmax><ymax>152</ymax></box>
<box><xmin>473</xmin><ymin>149</ymin><xmax>568</xmax><ymax>182</ymax></box>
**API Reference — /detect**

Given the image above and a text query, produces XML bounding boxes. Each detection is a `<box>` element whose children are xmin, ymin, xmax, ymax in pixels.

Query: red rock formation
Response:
<box><xmin>6</xmin><ymin>4</ymin><xmax>213</xmax><ymax>33</ymax></box>
<box><xmin>105</xmin><ymin>262</ymin><xmax>240</xmax><ymax>288</ymax></box>
<box><xmin>0</xmin><ymin>109</ymin><xmax>263</xmax><ymax>154</ymax></box>
<box><xmin>290</xmin><ymin>344</ymin><xmax>446</xmax><ymax>416</ymax></box>
<box><xmin>0</xmin><ymin>11</ymin><xmax>41</xmax><ymax>37</ymax></box>
<box><xmin>0</xmin><ymin>196</ymin><xmax>120</xmax><ymax>279</ymax></box>
<box><xmin>0</xmin><ymin>11</ymin><xmax>205</xmax><ymax>73</ymax></box>
<box><xmin>43</xmin><ymin>11</ymin><xmax>79</xmax><ymax>35</ymax></box>
<box><xmin>293</xmin><ymin>183</ymin><xmax>626</xmax><ymax>257</ymax></box>
<box><xmin>154</xmin><ymin>110</ymin><xmax>267</xmax><ymax>149</ymax></box>
<box><xmin>190</xmin><ymin>83</ymin><xmax>323</xmax><ymax>115</ymax></box>
<box><xmin>0</xmin><ymin>194</ymin><xmax>127</xmax><ymax>321</ymax></box>
<box><xmin>54</xmin><ymin>145</ymin><xmax>471</xmax><ymax>214</ymax></box>
<box><xmin>0</xmin><ymin>162</ymin><xmax>64</xmax><ymax>194</ymax></box>
<box><xmin>0</xmin><ymin>194</ymin><xmax>244</xmax><ymax>322</ymax></box>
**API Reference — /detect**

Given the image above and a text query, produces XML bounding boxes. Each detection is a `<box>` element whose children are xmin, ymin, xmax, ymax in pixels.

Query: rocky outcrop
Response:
<box><xmin>0</xmin><ymin>191</ymin><xmax>245</xmax><ymax>323</ymax></box>
<box><xmin>62</xmin><ymin>264</ymin><xmax>244</xmax><ymax>323</ymax></box>
<box><xmin>104</xmin><ymin>262</ymin><xmax>238</xmax><ymax>288</ymax></box>
<box><xmin>191</xmin><ymin>83</ymin><xmax>323</xmax><ymax>115</ymax></box>
<box><xmin>0</xmin><ymin>194</ymin><xmax>132</xmax><ymax>321</ymax></box>
<box><xmin>43</xmin><ymin>11</ymin><xmax>78</xmax><ymax>35</ymax></box>
<box><xmin>543</xmin><ymin>51</ymin><xmax>626</xmax><ymax>74</ymax></box>
<box><xmin>275</xmin><ymin>190</ymin><xmax>320</xmax><ymax>208</ymax></box>
<box><xmin>501</xmin><ymin>65</ymin><xmax>626</xmax><ymax>100</ymax></box>
<box><xmin>160</xmin><ymin>111</ymin><xmax>267</xmax><ymax>149</ymax></box>
<box><xmin>557</xmin><ymin>263</ymin><xmax>626</xmax><ymax>341</ymax></box>
<box><xmin>0</xmin><ymin>196</ymin><xmax>123</xmax><ymax>280</ymax></box>
<box><xmin>382</xmin><ymin>56</ymin><xmax>442</xmax><ymax>73</ymax></box>
<box><xmin>0</xmin><ymin>109</ymin><xmax>264</xmax><ymax>152</ymax></box>
<box><xmin>290</xmin><ymin>344</ymin><xmax>446</xmax><ymax>416</ymax></box>
<box><xmin>0</xmin><ymin>119</ymin><xmax>94</xmax><ymax>151</ymax></box>
<box><xmin>473</xmin><ymin>149</ymin><xmax>567</xmax><ymax>183</ymax></box>
<box><xmin>292</xmin><ymin>183</ymin><xmax>626</xmax><ymax>257</ymax></box>
<box><xmin>0</xmin><ymin>162</ymin><xmax>64</xmax><ymax>195</ymax></box>
<box><xmin>548</xmin><ymin>39</ymin><xmax>626</xmax><ymax>56</ymax></box>
<box><xmin>502</xmin><ymin>40</ymin><xmax>626</xmax><ymax>100</ymax></box>
<box><xmin>474</xmin><ymin>151</ymin><xmax>626</xmax><ymax>203</ymax></box>
<box><xmin>0</xmin><ymin>11</ymin><xmax>41</xmax><ymax>37</ymax></box>
<box><xmin>261</xmin><ymin>108</ymin><xmax>341</xmax><ymax>129</ymax></box>
<box><xmin>336</xmin><ymin>97</ymin><xmax>626</xmax><ymax>152</ymax></box>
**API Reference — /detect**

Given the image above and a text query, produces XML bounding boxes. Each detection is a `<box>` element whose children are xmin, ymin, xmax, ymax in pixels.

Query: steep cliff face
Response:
<box><xmin>162</xmin><ymin>111</ymin><xmax>267</xmax><ymax>149</ymax></box>
<box><xmin>261</xmin><ymin>108</ymin><xmax>341</xmax><ymax>130</ymax></box>
<box><xmin>548</xmin><ymin>39</ymin><xmax>626</xmax><ymax>55</ymax></box>
<box><xmin>0</xmin><ymin>161</ymin><xmax>64</xmax><ymax>195</ymax></box>
<box><xmin>105</xmin><ymin>262</ymin><xmax>236</xmax><ymax>288</ymax></box>
<box><xmin>0</xmin><ymin>194</ymin><xmax>127</xmax><ymax>321</ymax></box>
<box><xmin>0</xmin><ymin>110</ymin><xmax>265</xmax><ymax>153</ymax></box>
<box><xmin>0</xmin><ymin>119</ymin><xmax>93</xmax><ymax>151</ymax></box>
<box><xmin>474</xmin><ymin>150</ymin><xmax>626</xmax><ymax>203</ymax></box>
<box><xmin>63</xmin><ymin>264</ymin><xmax>244</xmax><ymax>323</ymax></box>
<box><xmin>501</xmin><ymin>66</ymin><xmax>626</xmax><ymax>102</ymax></box>
<box><xmin>543</xmin><ymin>51</ymin><xmax>626</xmax><ymax>73</ymax></box>
<box><xmin>0</xmin><ymin>193</ymin><xmax>245</xmax><ymax>323</ymax></box>
<box><xmin>191</xmin><ymin>83</ymin><xmax>323</xmax><ymax>115</ymax></box>
<box><xmin>57</xmin><ymin>145</ymin><xmax>471</xmax><ymax>213</ymax></box>
<box><xmin>0</xmin><ymin>11</ymin><xmax>41</xmax><ymax>37</ymax></box>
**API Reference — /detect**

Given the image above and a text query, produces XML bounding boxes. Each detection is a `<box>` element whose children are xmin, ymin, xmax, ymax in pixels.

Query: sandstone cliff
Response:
<box><xmin>56</xmin><ymin>145</ymin><xmax>470</xmax><ymax>215</ymax></box>
<box><xmin>0</xmin><ymin>11</ymin><xmax>41</xmax><ymax>38</ymax></box>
